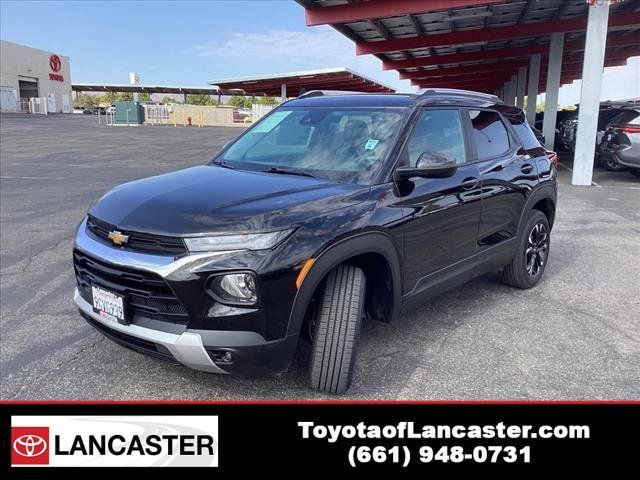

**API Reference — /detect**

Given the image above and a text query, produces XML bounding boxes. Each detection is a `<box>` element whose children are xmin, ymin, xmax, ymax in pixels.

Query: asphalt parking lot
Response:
<box><xmin>1</xmin><ymin>113</ymin><xmax>639</xmax><ymax>400</ymax></box>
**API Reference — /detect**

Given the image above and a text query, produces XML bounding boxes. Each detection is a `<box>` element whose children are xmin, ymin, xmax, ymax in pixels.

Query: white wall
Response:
<box><xmin>0</xmin><ymin>40</ymin><xmax>72</xmax><ymax>113</ymax></box>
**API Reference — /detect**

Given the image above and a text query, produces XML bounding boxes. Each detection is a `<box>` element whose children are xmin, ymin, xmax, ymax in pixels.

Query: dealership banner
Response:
<box><xmin>1</xmin><ymin>402</ymin><xmax>637</xmax><ymax>474</ymax></box>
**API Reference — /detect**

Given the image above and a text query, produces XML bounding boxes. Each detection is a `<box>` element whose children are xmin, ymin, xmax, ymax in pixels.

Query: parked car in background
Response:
<box><xmin>598</xmin><ymin>107</ymin><xmax>640</xmax><ymax>177</ymax></box>
<box><xmin>557</xmin><ymin>101</ymin><xmax>639</xmax><ymax>154</ymax></box>
<box><xmin>82</xmin><ymin>107</ymin><xmax>95</xmax><ymax>115</ymax></box>
<box><xmin>233</xmin><ymin>108</ymin><xmax>252</xmax><ymax>123</ymax></box>
<box><xmin>535</xmin><ymin>109</ymin><xmax>572</xmax><ymax>150</ymax></box>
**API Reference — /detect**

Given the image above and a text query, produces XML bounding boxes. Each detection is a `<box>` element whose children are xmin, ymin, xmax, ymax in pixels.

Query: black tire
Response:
<box><xmin>602</xmin><ymin>157</ymin><xmax>625</xmax><ymax>171</ymax></box>
<box><xmin>310</xmin><ymin>264</ymin><xmax>365</xmax><ymax>394</ymax></box>
<box><xmin>630</xmin><ymin>169</ymin><xmax>640</xmax><ymax>178</ymax></box>
<box><xmin>501</xmin><ymin>210</ymin><xmax>550</xmax><ymax>289</ymax></box>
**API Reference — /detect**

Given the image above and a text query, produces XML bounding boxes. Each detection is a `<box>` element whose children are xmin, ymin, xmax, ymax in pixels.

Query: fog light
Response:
<box><xmin>208</xmin><ymin>272</ymin><xmax>257</xmax><ymax>305</ymax></box>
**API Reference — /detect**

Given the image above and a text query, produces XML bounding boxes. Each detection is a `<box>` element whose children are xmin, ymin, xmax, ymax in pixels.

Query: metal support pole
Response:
<box><xmin>572</xmin><ymin>1</ymin><xmax>610</xmax><ymax>186</ymax></box>
<box><xmin>542</xmin><ymin>32</ymin><xmax>565</xmax><ymax>150</ymax></box>
<box><xmin>281</xmin><ymin>83</ymin><xmax>287</xmax><ymax>102</ymax></box>
<box><xmin>507</xmin><ymin>75</ymin><xmax>517</xmax><ymax>105</ymax></box>
<box><xmin>526</xmin><ymin>54</ymin><xmax>541</xmax><ymax>124</ymax></box>
<box><xmin>516</xmin><ymin>66</ymin><xmax>527</xmax><ymax>109</ymax></box>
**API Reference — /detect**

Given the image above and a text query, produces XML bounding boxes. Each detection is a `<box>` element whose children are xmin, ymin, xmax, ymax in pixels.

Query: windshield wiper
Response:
<box><xmin>261</xmin><ymin>167</ymin><xmax>316</xmax><ymax>178</ymax></box>
<box><xmin>212</xmin><ymin>160</ymin><xmax>235</xmax><ymax>170</ymax></box>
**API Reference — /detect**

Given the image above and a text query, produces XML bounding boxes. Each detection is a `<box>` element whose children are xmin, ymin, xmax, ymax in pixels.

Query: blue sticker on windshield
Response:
<box><xmin>365</xmin><ymin>139</ymin><xmax>379</xmax><ymax>150</ymax></box>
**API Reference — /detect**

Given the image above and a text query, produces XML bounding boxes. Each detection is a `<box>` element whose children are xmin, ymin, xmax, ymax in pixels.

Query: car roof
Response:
<box><xmin>285</xmin><ymin>93</ymin><xmax>415</xmax><ymax>108</ymax></box>
<box><xmin>284</xmin><ymin>89</ymin><xmax>502</xmax><ymax>109</ymax></box>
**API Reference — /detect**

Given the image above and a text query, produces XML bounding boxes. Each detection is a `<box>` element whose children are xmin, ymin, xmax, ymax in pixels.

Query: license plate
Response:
<box><xmin>91</xmin><ymin>285</ymin><xmax>126</xmax><ymax>323</ymax></box>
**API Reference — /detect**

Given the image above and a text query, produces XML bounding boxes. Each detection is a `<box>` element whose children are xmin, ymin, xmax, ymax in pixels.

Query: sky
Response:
<box><xmin>1</xmin><ymin>0</ymin><xmax>638</xmax><ymax>106</ymax></box>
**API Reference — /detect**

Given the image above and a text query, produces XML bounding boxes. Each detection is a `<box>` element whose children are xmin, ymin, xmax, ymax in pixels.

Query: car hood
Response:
<box><xmin>89</xmin><ymin>165</ymin><xmax>368</xmax><ymax>235</ymax></box>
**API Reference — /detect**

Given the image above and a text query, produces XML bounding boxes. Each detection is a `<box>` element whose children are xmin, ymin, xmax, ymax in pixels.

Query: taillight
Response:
<box><xmin>545</xmin><ymin>150</ymin><xmax>558</xmax><ymax>168</ymax></box>
<box><xmin>618</xmin><ymin>126</ymin><xmax>640</xmax><ymax>134</ymax></box>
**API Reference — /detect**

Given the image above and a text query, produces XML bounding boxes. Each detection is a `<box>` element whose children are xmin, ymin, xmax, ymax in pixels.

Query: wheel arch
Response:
<box><xmin>286</xmin><ymin>230</ymin><xmax>403</xmax><ymax>336</ymax></box>
<box><xmin>518</xmin><ymin>185</ymin><xmax>557</xmax><ymax>234</ymax></box>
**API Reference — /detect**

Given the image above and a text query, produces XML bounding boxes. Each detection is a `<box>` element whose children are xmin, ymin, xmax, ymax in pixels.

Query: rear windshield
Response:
<box><xmin>215</xmin><ymin>106</ymin><xmax>406</xmax><ymax>184</ymax></box>
<box><xmin>610</xmin><ymin>109</ymin><xmax>640</xmax><ymax>126</ymax></box>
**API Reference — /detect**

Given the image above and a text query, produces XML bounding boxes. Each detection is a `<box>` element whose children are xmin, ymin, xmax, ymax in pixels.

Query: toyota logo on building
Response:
<box><xmin>13</xmin><ymin>434</ymin><xmax>48</xmax><ymax>457</ymax></box>
<box><xmin>49</xmin><ymin>54</ymin><xmax>61</xmax><ymax>72</ymax></box>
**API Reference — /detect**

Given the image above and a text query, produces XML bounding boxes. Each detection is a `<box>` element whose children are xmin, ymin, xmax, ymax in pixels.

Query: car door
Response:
<box><xmin>395</xmin><ymin>107</ymin><xmax>483</xmax><ymax>295</ymax></box>
<box><xmin>465</xmin><ymin>108</ymin><xmax>538</xmax><ymax>263</ymax></box>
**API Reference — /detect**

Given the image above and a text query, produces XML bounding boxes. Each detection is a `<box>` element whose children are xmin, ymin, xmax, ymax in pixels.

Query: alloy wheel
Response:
<box><xmin>525</xmin><ymin>223</ymin><xmax>548</xmax><ymax>277</ymax></box>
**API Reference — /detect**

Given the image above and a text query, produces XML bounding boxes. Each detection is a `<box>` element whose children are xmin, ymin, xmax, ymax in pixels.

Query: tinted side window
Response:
<box><xmin>405</xmin><ymin>109</ymin><xmax>466</xmax><ymax>166</ymax></box>
<box><xmin>508</xmin><ymin>119</ymin><xmax>542</xmax><ymax>149</ymax></box>
<box><xmin>467</xmin><ymin>110</ymin><xmax>511</xmax><ymax>158</ymax></box>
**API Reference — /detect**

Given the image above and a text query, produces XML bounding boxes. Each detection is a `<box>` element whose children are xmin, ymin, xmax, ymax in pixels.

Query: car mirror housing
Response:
<box><xmin>395</xmin><ymin>152</ymin><xmax>458</xmax><ymax>180</ymax></box>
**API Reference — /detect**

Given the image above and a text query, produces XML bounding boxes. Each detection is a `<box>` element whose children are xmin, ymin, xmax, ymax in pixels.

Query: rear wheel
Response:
<box><xmin>501</xmin><ymin>210</ymin><xmax>550</xmax><ymax>289</ymax></box>
<box><xmin>602</xmin><ymin>157</ymin><xmax>625</xmax><ymax>171</ymax></box>
<box><xmin>309</xmin><ymin>264</ymin><xmax>365</xmax><ymax>394</ymax></box>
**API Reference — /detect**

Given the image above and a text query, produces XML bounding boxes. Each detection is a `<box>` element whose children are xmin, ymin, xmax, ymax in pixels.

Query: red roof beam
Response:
<box><xmin>383</xmin><ymin>31</ymin><xmax>640</xmax><ymax>71</ymax></box>
<box><xmin>412</xmin><ymin>66</ymin><xmax>608</xmax><ymax>89</ymax></box>
<box><xmin>403</xmin><ymin>50</ymin><xmax>638</xmax><ymax>82</ymax></box>
<box><xmin>358</xmin><ymin>11</ymin><xmax>640</xmax><ymax>56</ymax></box>
<box><xmin>303</xmin><ymin>0</ymin><xmax>503</xmax><ymax>27</ymax></box>
<box><xmin>399</xmin><ymin>60</ymin><xmax>529</xmax><ymax>81</ymax></box>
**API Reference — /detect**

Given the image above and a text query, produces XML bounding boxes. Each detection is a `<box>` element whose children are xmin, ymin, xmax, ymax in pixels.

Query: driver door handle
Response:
<box><xmin>461</xmin><ymin>177</ymin><xmax>480</xmax><ymax>190</ymax></box>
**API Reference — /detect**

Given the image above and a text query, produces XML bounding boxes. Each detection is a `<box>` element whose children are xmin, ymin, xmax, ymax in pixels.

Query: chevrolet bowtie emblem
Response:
<box><xmin>107</xmin><ymin>230</ymin><xmax>129</xmax><ymax>246</ymax></box>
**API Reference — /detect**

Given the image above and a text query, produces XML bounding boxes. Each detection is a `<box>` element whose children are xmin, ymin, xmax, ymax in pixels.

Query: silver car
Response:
<box><xmin>599</xmin><ymin>108</ymin><xmax>640</xmax><ymax>178</ymax></box>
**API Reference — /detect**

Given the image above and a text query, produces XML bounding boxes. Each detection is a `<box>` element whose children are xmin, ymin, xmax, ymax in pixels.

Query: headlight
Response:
<box><xmin>209</xmin><ymin>272</ymin><xmax>257</xmax><ymax>305</ymax></box>
<box><xmin>183</xmin><ymin>229</ymin><xmax>293</xmax><ymax>253</ymax></box>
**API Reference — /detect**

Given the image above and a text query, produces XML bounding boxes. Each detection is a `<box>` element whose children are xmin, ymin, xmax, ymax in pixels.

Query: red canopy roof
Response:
<box><xmin>297</xmin><ymin>0</ymin><xmax>640</xmax><ymax>93</ymax></box>
<box><xmin>208</xmin><ymin>67</ymin><xmax>395</xmax><ymax>97</ymax></box>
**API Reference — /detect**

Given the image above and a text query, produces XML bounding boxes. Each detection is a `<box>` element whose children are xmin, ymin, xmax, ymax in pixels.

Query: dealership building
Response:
<box><xmin>0</xmin><ymin>40</ymin><xmax>72</xmax><ymax>113</ymax></box>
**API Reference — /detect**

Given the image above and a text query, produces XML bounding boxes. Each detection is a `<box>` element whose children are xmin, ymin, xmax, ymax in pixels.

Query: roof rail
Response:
<box><xmin>419</xmin><ymin>88</ymin><xmax>501</xmax><ymax>103</ymax></box>
<box><xmin>296</xmin><ymin>89</ymin><xmax>369</xmax><ymax>99</ymax></box>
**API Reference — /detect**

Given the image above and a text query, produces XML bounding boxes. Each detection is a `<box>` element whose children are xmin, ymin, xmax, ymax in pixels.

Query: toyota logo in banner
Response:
<box><xmin>49</xmin><ymin>54</ymin><xmax>61</xmax><ymax>72</ymax></box>
<box><xmin>11</xmin><ymin>426</ymin><xmax>50</xmax><ymax>465</ymax></box>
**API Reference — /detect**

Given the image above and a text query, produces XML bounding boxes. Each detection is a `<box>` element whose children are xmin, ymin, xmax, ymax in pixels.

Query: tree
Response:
<box><xmin>73</xmin><ymin>93</ymin><xmax>98</xmax><ymax>108</ymax></box>
<box><xmin>255</xmin><ymin>96</ymin><xmax>278</xmax><ymax>106</ymax></box>
<box><xmin>227</xmin><ymin>94</ymin><xmax>252</xmax><ymax>109</ymax></box>
<box><xmin>185</xmin><ymin>94</ymin><xmax>217</xmax><ymax>106</ymax></box>
<box><xmin>161</xmin><ymin>96</ymin><xmax>180</xmax><ymax>104</ymax></box>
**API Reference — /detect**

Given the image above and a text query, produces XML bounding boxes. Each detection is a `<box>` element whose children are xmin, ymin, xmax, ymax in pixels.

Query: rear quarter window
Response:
<box><xmin>509</xmin><ymin>120</ymin><xmax>542</xmax><ymax>149</ymax></box>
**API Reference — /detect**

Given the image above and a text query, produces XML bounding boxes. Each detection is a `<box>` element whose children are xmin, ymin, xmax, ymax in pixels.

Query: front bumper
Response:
<box><xmin>75</xmin><ymin>288</ymin><xmax>299</xmax><ymax>374</ymax></box>
<box><xmin>75</xmin><ymin>289</ymin><xmax>227</xmax><ymax>373</ymax></box>
<box><xmin>73</xmin><ymin>218</ymin><xmax>301</xmax><ymax>374</ymax></box>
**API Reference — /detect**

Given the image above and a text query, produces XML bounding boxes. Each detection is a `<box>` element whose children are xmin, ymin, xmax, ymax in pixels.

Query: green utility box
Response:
<box><xmin>114</xmin><ymin>101</ymin><xmax>144</xmax><ymax>124</ymax></box>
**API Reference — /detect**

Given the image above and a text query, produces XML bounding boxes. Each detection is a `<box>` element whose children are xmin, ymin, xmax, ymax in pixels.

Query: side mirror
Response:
<box><xmin>395</xmin><ymin>152</ymin><xmax>458</xmax><ymax>180</ymax></box>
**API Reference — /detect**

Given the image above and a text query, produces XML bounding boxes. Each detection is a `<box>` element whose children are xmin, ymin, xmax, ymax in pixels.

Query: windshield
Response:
<box><xmin>214</xmin><ymin>106</ymin><xmax>406</xmax><ymax>184</ymax></box>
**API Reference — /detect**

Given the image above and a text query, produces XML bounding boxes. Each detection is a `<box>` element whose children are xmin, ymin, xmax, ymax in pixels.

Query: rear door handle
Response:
<box><xmin>461</xmin><ymin>177</ymin><xmax>480</xmax><ymax>190</ymax></box>
<box><xmin>521</xmin><ymin>164</ymin><xmax>534</xmax><ymax>174</ymax></box>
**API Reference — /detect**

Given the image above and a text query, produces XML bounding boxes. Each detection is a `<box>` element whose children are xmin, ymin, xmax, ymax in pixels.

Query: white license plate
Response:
<box><xmin>91</xmin><ymin>285</ymin><xmax>126</xmax><ymax>322</ymax></box>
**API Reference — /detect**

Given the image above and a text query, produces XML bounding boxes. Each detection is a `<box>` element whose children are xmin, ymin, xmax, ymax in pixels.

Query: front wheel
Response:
<box><xmin>501</xmin><ymin>210</ymin><xmax>550</xmax><ymax>289</ymax></box>
<box><xmin>309</xmin><ymin>264</ymin><xmax>365</xmax><ymax>394</ymax></box>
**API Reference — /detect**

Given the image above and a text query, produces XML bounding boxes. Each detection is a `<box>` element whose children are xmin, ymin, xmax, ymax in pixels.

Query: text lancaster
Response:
<box><xmin>54</xmin><ymin>434</ymin><xmax>215</xmax><ymax>456</ymax></box>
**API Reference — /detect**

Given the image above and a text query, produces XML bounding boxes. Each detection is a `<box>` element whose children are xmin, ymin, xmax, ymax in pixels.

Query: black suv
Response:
<box><xmin>73</xmin><ymin>89</ymin><xmax>557</xmax><ymax>393</ymax></box>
